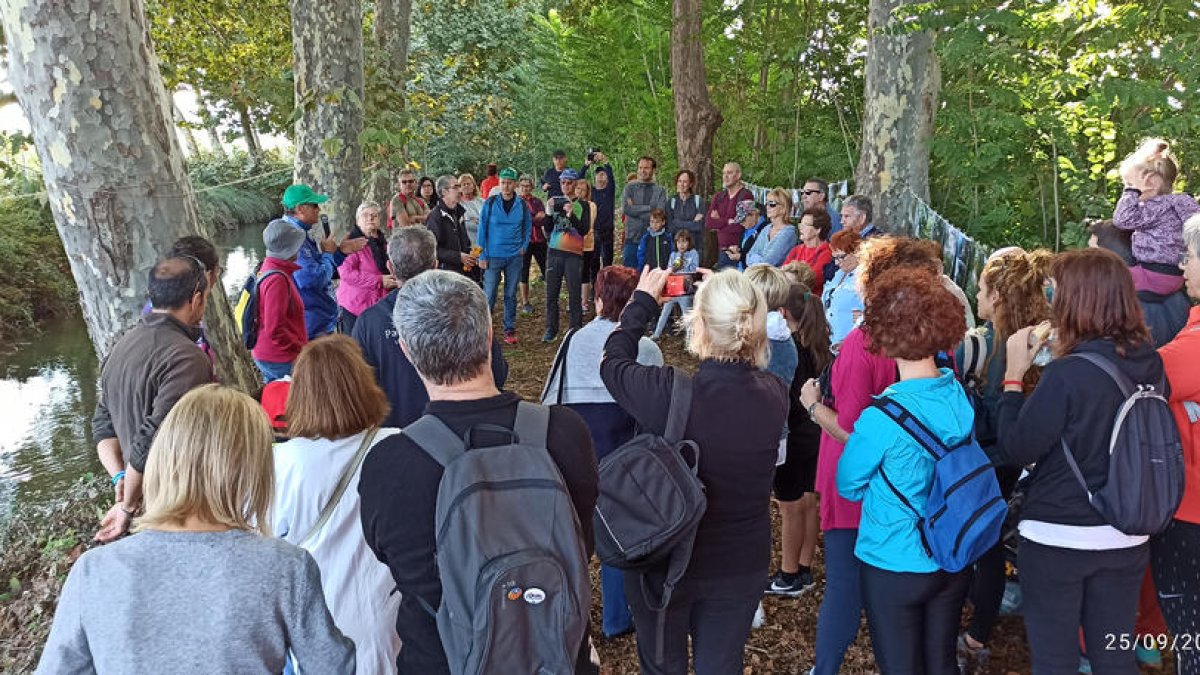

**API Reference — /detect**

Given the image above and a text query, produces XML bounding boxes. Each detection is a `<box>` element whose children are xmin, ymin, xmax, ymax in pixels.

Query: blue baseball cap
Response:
<box><xmin>559</xmin><ymin>169</ymin><xmax>580</xmax><ymax>181</ymax></box>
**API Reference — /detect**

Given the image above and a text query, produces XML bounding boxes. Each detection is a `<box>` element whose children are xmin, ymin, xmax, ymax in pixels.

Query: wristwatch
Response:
<box><xmin>807</xmin><ymin>401</ymin><xmax>821</xmax><ymax>420</ymax></box>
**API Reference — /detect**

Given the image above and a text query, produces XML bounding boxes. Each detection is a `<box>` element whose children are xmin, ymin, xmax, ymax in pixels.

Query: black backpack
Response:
<box><xmin>593</xmin><ymin>371</ymin><xmax>706</xmax><ymax>664</ymax></box>
<box><xmin>1061</xmin><ymin>352</ymin><xmax>1184</xmax><ymax>535</ymax></box>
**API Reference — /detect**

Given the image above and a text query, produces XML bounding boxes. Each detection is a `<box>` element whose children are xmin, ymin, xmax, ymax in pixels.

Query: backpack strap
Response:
<box><xmin>663</xmin><ymin>370</ymin><xmax>694</xmax><ymax>444</ymax></box>
<box><xmin>540</xmin><ymin>327</ymin><xmax>577</xmax><ymax>404</ymax></box>
<box><xmin>1069</xmin><ymin>352</ymin><xmax>1136</xmax><ymax>398</ymax></box>
<box><xmin>403</xmin><ymin>415</ymin><xmax>468</xmax><ymax>467</ymax></box>
<box><xmin>870</xmin><ymin>396</ymin><xmax>949</xmax><ymax>460</ymax></box>
<box><xmin>297</xmin><ymin>427</ymin><xmax>380</xmax><ymax>547</ymax></box>
<box><xmin>512</xmin><ymin>401</ymin><xmax>551</xmax><ymax>449</ymax></box>
<box><xmin>1060</xmin><ymin>440</ymin><xmax>1094</xmax><ymax>500</ymax></box>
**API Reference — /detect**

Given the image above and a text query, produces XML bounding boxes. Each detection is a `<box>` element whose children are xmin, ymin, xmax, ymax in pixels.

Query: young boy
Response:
<box><xmin>637</xmin><ymin>208</ymin><xmax>673</xmax><ymax>270</ymax></box>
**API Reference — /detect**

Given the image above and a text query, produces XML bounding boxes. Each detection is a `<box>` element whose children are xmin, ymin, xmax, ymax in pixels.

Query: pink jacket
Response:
<box><xmin>816</xmin><ymin>327</ymin><xmax>897</xmax><ymax>531</ymax></box>
<box><xmin>336</xmin><ymin>247</ymin><xmax>388</xmax><ymax>317</ymax></box>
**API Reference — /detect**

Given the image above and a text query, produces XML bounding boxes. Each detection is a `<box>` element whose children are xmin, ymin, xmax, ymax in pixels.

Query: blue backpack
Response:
<box><xmin>871</xmin><ymin>396</ymin><xmax>1007</xmax><ymax>572</ymax></box>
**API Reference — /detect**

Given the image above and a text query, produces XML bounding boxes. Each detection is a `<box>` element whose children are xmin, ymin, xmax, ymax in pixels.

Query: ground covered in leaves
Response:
<box><xmin>0</xmin><ymin>282</ymin><xmax>1171</xmax><ymax>673</ymax></box>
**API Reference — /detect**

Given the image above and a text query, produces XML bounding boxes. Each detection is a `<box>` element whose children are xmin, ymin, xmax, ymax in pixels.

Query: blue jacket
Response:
<box><xmin>281</xmin><ymin>215</ymin><xmax>344</xmax><ymax>338</ymax></box>
<box><xmin>837</xmin><ymin>369</ymin><xmax>975</xmax><ymax>573</ymax></box>
<box><xmin>477</xmin><ymin>194</ymin><xmax>531</xmax><ymax>262</ymax></box>
<box><xmin>637</xmin><ymin>229</ymin><xmax>673</xmax><ymax>270</ymax></box>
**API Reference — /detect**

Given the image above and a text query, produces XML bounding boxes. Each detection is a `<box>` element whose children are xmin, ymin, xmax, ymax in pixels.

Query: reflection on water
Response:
<box><xmin>0</xmin><ymin>226</ymin><xmax>267</xmax><ymax>531</ymax></box>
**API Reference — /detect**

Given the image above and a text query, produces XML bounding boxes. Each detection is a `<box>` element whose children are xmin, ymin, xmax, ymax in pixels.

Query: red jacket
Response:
<box><xmin>706</xmin><ymin>186</ymin><xmax>754</xmax><ymax>249</ymax></box>
<box><xmin>479</xmin><ymin>175</ymin><xmax>500</xmax><ymax>200</ymax></box>
<box><xmin>251</xmin><ymin>257</ymin><xmax>307</xmax><ymax>364</ymax></box>
<box><xmin>783</xmin><ymin>242</ymin><xmax>833</xmax><ymax>294</ymax></box>
<box><xmin>1159</xmin><ymin>306</ymin><xmax>1200</xmax><ymax>524</ymax></box>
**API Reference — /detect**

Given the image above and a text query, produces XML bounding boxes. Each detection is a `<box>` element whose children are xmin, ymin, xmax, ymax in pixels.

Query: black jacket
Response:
<box><xmin>600</xmin><ymin>291</ymin><xmax>788</xmax><ymax>580</ymax></box>
<box><xmin>358</xmin><ymin>393</ymin><xmax>597</xmax><ymax>674</ymax></box>
<box><xmin>424</xmin><ymin>204</ymin><xmax>472</xmax><ymax>274</ymax></box>
<box><xmin>991</xmin><ymin>338</ymin><xmax>1166</xmax><ymax>527</ymax></box>
<box><xmin>350</xmin><ymin>289</ymin><xmax>509</xmax><ymax>428</ymax></box>
<box><xmin>1139</xmin><ymin>288</ymin><xmax>1190</xmax><ymax>348</ymax></box>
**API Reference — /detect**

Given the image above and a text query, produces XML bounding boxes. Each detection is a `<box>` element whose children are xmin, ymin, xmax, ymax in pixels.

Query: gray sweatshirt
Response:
<box><xmin>36</xmin><ymin>530</ymin><xmax>355</xmax><ymax>675</ymax></box>
<box><xmin>621</xmin><ymin>181</ymin><xmax>669</xmax><ymax>242</ymax></box>
<box><xmin>542</xmin><ymin>317</ymin><xmax>663</xmax><ymax>404</ymax></box>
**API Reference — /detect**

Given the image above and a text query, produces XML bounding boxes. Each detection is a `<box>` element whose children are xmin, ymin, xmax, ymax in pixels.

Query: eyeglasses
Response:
<box><xmin>801</xmin><ymin>189</ymin><xmax>824</xmax><ymax>196</ymax></box>
<box><xmin>832</xmin><ymin>252</ymin><xmax>848</xmax><ymax>262</ymax></box>
<box><xmin>1181</xmin><ymin>251</ymin><xmax>1192</xmax><ymax>266</ymax></box>
<box><xmin>766</xmin><ymin>201</ymin><xmax>779</xmax><ymax>208</ymax></box>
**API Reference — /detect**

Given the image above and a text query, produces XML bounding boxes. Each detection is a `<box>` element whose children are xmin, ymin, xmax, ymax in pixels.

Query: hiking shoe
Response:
<box><xmin>765</xmin><ymin>570</ymin><xmax>816</xmax><ymax>597</ymax></box>
<box><xmin>542</xmin><ymin>331</ymin><xmax>557</xmax><ymax>343</ymax></box>
<box><xmin>521</xmin><ymin>303</ymin><xmax>535</xmax><ymax>314</ymax></box>
<box><xmin>503</xmin><ymin>330</ymin><xmax>518</xmax><ymax>345</ymax></box>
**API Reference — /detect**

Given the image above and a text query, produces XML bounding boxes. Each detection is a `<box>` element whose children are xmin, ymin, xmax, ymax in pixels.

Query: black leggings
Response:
<box><xmin>522</xmin><ymin>241</ymin><xmax>548</xmax><ymax>283</ymax></box>
<box><xmin>1152</xmin><ymin>519</ymin><xmax>1200</xmax><ymax>675</ymax></box>
<box><xmin>966</xmin><ymin>466</ymin><xmax>1021</xmax><ymax>644</ymax></box>
<box><xmin>861</xmin><ymin>562</ymin><xmax>971</xmax><ymax>675</ymax></box>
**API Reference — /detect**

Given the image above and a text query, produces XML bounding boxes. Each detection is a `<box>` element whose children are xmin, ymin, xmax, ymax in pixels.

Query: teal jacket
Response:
<box><xmin>836</xmin><ymin>369</ymin><xmax>975</xmax><ymax>573</ymax></box>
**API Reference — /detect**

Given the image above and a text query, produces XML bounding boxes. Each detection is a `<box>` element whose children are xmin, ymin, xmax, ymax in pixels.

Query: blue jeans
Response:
<box><xmin>814</xmin><ymin>528</ymin><xmax>864</xmax><ymax>675</ymax></box>
<box><xmin>601</xmin><ymin>563</ymin><xmax>633</xmax><ymax>636</ymax></box>
<box><xmin>254</xmin><ymin>359</ymin><xmax>293</xmax><ymax>383</ymax></box>
<box><xmin>652</xmin><ymin>295</ymin><xmax>693</xmax><ymax>339</ymax></box>
<box><xmin>622</xmin><ymin>241</ymin><xmax>640</xmax><ymax>269</ymax></box>
<box><xmin>484</xmin><ymin>255</ymin><xmax>523</xmax><ymax>332</ymax></box>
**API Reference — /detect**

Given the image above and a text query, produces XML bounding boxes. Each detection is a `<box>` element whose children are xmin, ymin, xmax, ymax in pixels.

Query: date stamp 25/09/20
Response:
<box><xmin>1106</xmin><ymin>633</ymin><xmax>1200</xmax><ymax>652</ymax></box>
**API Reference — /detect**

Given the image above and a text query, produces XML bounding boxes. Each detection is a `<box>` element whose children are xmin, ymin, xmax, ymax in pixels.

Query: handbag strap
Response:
<box><xmin>298</xmin><ymin>427</ymin><xmax>380</xmax><ymax>547</ymax></box>
<box><xmin>541</xmin><ymin>327</ymin><xmax>578</xmax><ymax>404</ymax></box>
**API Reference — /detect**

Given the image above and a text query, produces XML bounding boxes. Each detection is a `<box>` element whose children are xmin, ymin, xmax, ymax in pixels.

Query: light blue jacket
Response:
<box><xmin>822</xmin><ymin>267</ymin><xmax>863</xmax><ymax>345</ymax></box>
<box><xmin>477</xmin><ymin>194</ymin><xmax>531</xmax><ymax>262</ymax></box>
<box><xmin>745</xmin><ymin>223</ymin><xmax>798</xmax><ymax>267</ymax></box>
<box><xmin>837</xmin><ymin>369</ymin><xmax>975</xmax><ymax>573</ymax></box>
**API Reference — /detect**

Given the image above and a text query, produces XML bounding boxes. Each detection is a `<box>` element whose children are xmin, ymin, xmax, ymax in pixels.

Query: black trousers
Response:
<box><xmin>522</xmin><ymin>241</ymin><xmax>548</xmax><ymax>283</ymax></box>
<box><xmin>966</xmin><ymin>466</ymin><xmax>1021</xmax><ymax>644</ymax></box>
<box><xmin>624</xmin><ymin>570</ymin><xmax>761</xmax><ymax>675</ymax></box>
<box><xmin>861</xmin><ymin>562</ymin><xmax>971</xmax><ymax>675</ymax></box>
<box><xmin>1019</xmin><ymin>538</ymin><xmax>1147</xmax><ymax>675</ymax></box>
<box><xmin>545</xmin><ymin>250</ymin><xmax>582</xmax><ymax>336</ymax></box>
<box><xmin>1152</xmin><ymin>519</ymin><xmax>1200</xmax><ymax>675</ymax></box>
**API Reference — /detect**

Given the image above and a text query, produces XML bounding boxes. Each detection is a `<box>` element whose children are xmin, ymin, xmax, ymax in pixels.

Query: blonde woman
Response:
<box><xmin>37</xmin><ymin>385</ymin><xmax>354</xmax><ymax>674</ymax></box>
<box><xmin>274</xmin><ymin>335</ymin><xmax>401</xmax><ymax>673</ymax></box>
<box><xmin>746</xmin><ymin>188</ymin><xmax>799</xmax><ymax>267</ymax></box>
<box><xmin>459</xmin><ymin>172</ymin><xmax>485</xmax><ymax>242</ymax></box>
<box><xmin>600</xmin><ymin>267</ymin><xmax>789</xmax><ymax>674</ymax></box>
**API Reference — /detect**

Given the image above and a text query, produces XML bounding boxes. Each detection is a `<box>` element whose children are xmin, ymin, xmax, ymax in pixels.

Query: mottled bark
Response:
<box><xmin>375</xmin><ymin>0</ymin><xmax>412</xmax><ymax>89</ymax></box>
<box><xmin>1</xmin><ymin>0</ymin><xmax>258</xmax><ymax>391</ymax></box>
<box><xmin>671</xmin><ymin>0</ymin><xmax>723</xmax><ymax>196</ymax></box>
<box><xmin>196</xmin><ymin>92</ymin><xmax>227</xmax><ymax>158</ymax></box>
<box><xmin>855</xmin><ymin>0</ymin><xmax>940</xmax><ymax>231</ymax></box>
<box><xmin>173</xmin><ymin>100</ymin><xmax>201</xmax><ymax>157</ymax></box>
<box><xmin>292</xmin><ymin>0</ymin><xmax>365</xmax><ymax>236</ymax></box>
<box><xmin>237</xmin><ymin>103</ymin><xmax>261</xmax><ymax>158</ymax></box>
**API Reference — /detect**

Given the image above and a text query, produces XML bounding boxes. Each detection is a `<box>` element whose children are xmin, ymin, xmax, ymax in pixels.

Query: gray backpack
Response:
<box><xmin>404</xmin><ymin>403</ymin><xmax>590</xmax><ymax>675</ymax></box>
<box><xmin>1061</xmin><ymin>352</ymin><xmax>1184</xmax><ymax>535</ymax></box>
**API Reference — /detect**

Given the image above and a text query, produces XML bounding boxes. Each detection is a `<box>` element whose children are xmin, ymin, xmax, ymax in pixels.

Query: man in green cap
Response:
<box><xmin>477</xmin><ymin>167</ymin><xmax>532</xmax><ymax>344</ymax></box>
<box><xmin>274</xmin><ymin>184</ymin><xmax>367</xmax><ymax>338</ymax></box>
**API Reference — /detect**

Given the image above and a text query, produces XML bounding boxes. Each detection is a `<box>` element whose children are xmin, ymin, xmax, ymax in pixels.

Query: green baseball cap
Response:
<box><xmin>498</xmin><ymin>167</ymin><xmax>519</xmax><ymax>180</ymax></box>
<box><xmin>282</xmin><ymin>184</ymin><xmax>329</xmax><ymax>209</ymax></box>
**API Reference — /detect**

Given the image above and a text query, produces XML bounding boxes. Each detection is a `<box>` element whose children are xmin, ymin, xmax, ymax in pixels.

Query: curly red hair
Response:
<box><xmin>862</xmin><ymin>268</ymin><xmax>966</xmax><ymax>360</ymax></box>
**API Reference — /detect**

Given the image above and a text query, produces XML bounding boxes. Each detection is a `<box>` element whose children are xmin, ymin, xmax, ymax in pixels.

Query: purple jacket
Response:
<box><xmin>336</xmin><ymin>247</ymin><xmax>388</xmax><ymax>317</ymax></box>
<box><xmin>1113</xmin><ymin>190</ymin><xmax>1200</xmax><ymax>266</ymax></box>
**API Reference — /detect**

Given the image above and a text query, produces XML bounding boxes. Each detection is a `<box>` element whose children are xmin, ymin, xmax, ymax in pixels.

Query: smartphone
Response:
<box><xmin>663</xmin><ymin>273</ymin><xmax>698</xmax><ymax>298</ymax></box>
<box><xmin>320</xmin><ymin>214</ymin><xmax>331</xmax><ymax>239</ymax></box>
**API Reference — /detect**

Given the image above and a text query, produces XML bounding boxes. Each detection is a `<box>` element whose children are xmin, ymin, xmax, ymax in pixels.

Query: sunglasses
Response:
<box><xmin>766</xmin><ymin>201</ymin><xmax>780</xmax><ymax>208</ymax></box>
<box><xmin>400</xmin><ymin>179</ymin><xmax>416</xmax><ymax>184</ymax></box>
<box><xmin>801</xmin><ymin>189</ymin><xmax>823</xmax><ymax>196</ymax></box>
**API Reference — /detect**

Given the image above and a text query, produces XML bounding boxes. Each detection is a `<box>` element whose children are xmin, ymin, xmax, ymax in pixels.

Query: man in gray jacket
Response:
<box><xmin>92</xmin><ymin>256</ymin><xmax>214</xmax><ymax>542</ymax></box>
<box><xmin>620</xmin><ymin>156</ymin><xmax>668</xmax><ymax>268</ymax></box>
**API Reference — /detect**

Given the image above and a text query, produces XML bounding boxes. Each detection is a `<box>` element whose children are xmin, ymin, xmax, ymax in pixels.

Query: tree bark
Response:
<box><xmin>374</xmin><ymin>0</ymin><xmax>413</xmax><ymax>89</ymax></box>
<box><xmin>1</xmin><ymin>0</ymin><xmax>259</xmax><ymax>391</ymax></box>
<box><xmin>855</xmin><ymin>0</ymin><xmax>940</xmax><ymax>231</ymax></box>
<box><xmin>196</xmin><ymin>91</ymin><xmax>227</xmax><ymax>158</ymax></box>
<box><xmin>173</xmin><ymin>99</ymin><xmax>201</xmax><ymax>157</ymax></box>
<box><xmin>670</xmin><ymin>0</ymin><xmax>723</xmax><ymax>196</ymax></box>
<box><xmin>292</xmin><ymin>0</ymin><xmax>365</xmax><ymax>235</ymax></box>
<box><xmin>237</xmin><ymin>102</ymin><xmax>261</xmax><ymax>158</ymax></box>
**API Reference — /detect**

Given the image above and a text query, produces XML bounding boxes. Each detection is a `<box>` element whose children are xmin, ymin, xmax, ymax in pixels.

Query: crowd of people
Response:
<box><xmin>35</xmin><ymin>141</ymin><xmax>1200</xmax><ymax>675</ymax></box>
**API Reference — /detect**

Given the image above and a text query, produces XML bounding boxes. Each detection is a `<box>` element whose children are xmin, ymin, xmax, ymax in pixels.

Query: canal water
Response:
<box><xmin>0</xmin><ymin>226</ymin><xmax>266</xmax><ymax>532</ymax></box>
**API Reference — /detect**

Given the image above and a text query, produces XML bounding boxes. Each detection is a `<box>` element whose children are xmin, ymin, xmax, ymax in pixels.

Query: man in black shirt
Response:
<box><xmin>358</xmin><ymin>270</ymin><xmax>598</xmax><ymax>675</ymax></box>
<box><xmin>350</xmin><ymin>227</ymin><xmax>508</xmax><ymax>428</ymax></box>
<box><xmin>424</xmin><ymin>174</ymin><xmax>475</xmax><ymax>276</ymax></box>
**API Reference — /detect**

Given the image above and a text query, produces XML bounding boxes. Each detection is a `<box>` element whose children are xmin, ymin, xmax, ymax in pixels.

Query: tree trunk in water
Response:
<box><xmin>855</xmin><ymin>0</ymin><xmax>940</xmax><ymax>232</ymax></box>
<box><xmin>670</xmin><ymin>0</ymin><xmax>722</xmax><ymax>196</ymax></box>
<box><xmin>292</xmin><ymin>0</ymin><xmax>365</xmax><ymax>235</ymax></box>
<box><xmin>1</xmin><ymin>0</ymin><xmax>259</xmax><ymax>391</ymax></box>
<box><xmin>237</xmin><ymin>103</ymin><xmax>261</xmax><ymax>158</ymax></box>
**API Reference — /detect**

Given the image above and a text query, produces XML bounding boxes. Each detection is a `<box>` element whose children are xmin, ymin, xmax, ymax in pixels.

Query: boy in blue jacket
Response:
<box><xmin>478</xmin><ymin>167</ymin><xmax>532</xmax><ymax>344</ymax></box>
<box><xmin>637</xmin><ymin>208</ymin><xmax>673</xmax><ymax>270</ymax></box>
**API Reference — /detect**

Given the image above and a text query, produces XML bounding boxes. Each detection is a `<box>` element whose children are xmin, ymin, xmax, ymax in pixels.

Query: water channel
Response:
<box><xmin>0</xmin><ymin>225</ymin><xmax>267</xmax><ymax>532</ymax></box>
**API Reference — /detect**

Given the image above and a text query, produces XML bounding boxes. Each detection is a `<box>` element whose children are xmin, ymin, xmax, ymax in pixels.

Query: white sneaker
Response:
<box><xmin>751</xmin><ymin>601</ymin><xmax>766</xmax><ymax>629</ymax></box>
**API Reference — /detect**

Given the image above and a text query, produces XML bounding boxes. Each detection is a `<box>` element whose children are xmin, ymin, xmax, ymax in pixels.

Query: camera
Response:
<box><xmin>320</xmin><ymin>214</ymin><xmax>331</xmax><ymax>238</ymax></box>
<box><xmin>663</xmin><ymin>272</ymin><xmax>698</xmax><ymax>298</ymax></box>
<box><xmin>586</xmin><ymin>147</ymin><xmax>601</xmax><ymax>162</ymax></box>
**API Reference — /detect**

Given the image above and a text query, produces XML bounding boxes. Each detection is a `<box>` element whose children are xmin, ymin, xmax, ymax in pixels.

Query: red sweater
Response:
<box><xmin>782</xmin><ymin>242</ymin><xmax>833</xmax><ymax>294</ymax></box>
<box><xmin>705</xmin><ymin>186</ymin><xmax>754</xmax><ymax>249</ymax></box>
<box><xmin>251</xmin><ymin>257</ymin><xmax>307</xmax><ymax>364</ymax></box>
<box><xmin>1159</xmin><ymin>306</ymin><xmax>1200</xmax><ymax>524</ymax></box>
